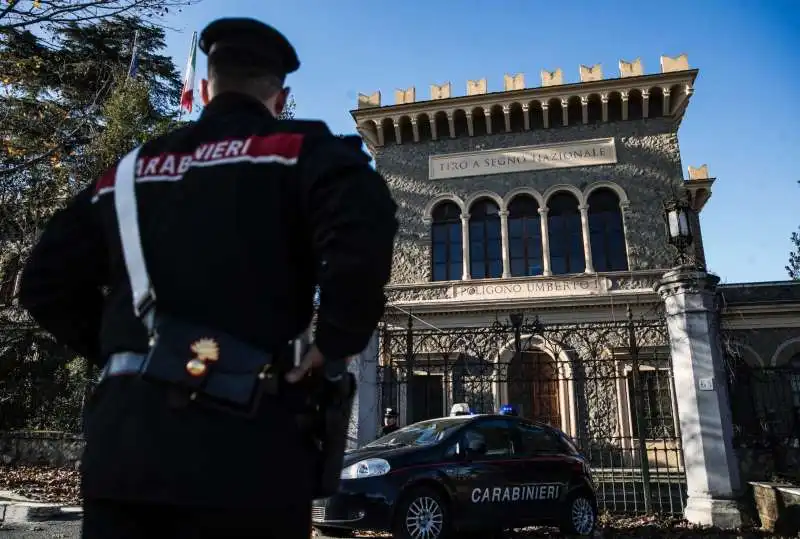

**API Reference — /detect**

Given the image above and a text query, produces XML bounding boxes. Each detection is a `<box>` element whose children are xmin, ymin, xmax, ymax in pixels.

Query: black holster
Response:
<box><xmin>301</xmin><ymin>371</ymin><xmax>357</xmax><ymax>499</ymax></box>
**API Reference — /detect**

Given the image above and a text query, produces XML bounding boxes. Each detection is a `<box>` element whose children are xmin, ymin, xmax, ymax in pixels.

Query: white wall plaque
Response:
<box><xmin>698</xmin><ymin>378</ymin><xmax>714</xmax><ymax>391</ymax></box>
<box><xmin>429</xmin><ymin>138</ymin><xmax>617</xmax><ymax>180</ymax></box>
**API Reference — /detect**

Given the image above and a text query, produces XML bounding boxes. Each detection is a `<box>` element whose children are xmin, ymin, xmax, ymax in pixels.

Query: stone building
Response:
<box><xmin>346</xmin><ymin>54</ymin><xmax>800</xmax><ymax>525</ymax></box>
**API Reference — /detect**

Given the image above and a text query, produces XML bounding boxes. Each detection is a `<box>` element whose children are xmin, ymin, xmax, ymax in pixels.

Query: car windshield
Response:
<box><xmin>366</xmin><ymin>417</ymin><xmax>472</xmax><ymax>448</ymax></box>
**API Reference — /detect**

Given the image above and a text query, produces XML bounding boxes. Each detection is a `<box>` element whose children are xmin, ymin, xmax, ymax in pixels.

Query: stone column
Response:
<box><xmin>347</xmin><ymin>331</ymin><xmax>380</xmax><ymax>449</ymax></box>
<box><xmin>461</xmin><ymin>214</ymin><xmax>471</xmax><ymax>280</ymax></box>
<box><xmin>578</xmin><ymin>204</ymin><xmax>594</xmax><ymax>273</ymax></box>
<box><xmin>538</xmin><ymin>208</ymin><xmax>551</xmax><ymax>276</ymax></box>
<box><xmin>393</xmin><ymin>119</ymin><xmax>401</xmax><ymax>144</ymax></box>
<box><xmin>499</xmin><ymin>210</ymin><xmax>511</xmax><ymax>278</ymax></box>
<box><xmin>601</xmin><ymin>93</ymin><xmax>609</xmax><ymax>122</ymax></box>
<box><xmin>580</xmin><ymin>96</ymin><xmax>588</xmax><ymax>124</ymax></box>
<box><xmin>621</xmin><ymin>91</ymin><xmax>629</xmax><ymax>121</ymax></box>
<box><xmin>522</xmin><ymin>104</ymin><xmax>530</xmax><ymax>130</ymax></box>
<box><xmin>655</xmin><ymin>268</ymin><xmax>743</xmax><ymax>529</ymax></box>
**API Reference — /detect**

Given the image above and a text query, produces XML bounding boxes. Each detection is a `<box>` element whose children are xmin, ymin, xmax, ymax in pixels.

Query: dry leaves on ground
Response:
<box><xmin>0</xmin><ymin>468</ymin><xmax>785</xmax><ymax>538</ymax></box>
<box><xmin>0</xmin><ymin>465</ymin><xmax>81</xmax><ymax>506</ymax></box>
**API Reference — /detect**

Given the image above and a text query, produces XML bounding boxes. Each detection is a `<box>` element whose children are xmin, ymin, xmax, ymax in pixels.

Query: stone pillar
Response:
<box><xmin>393</xmin><ymin>119</ymin><xmax>401</xmax><ymax>144</ymax></box>
<box><xmin>499</xmin><ymin>210</ymin><xmax>511</xmax><ymax>278</ymax></box>
<box><xmin>578</xmin><ymin>204</ymin><xmax>594</xmax><ymax>273</ymax></box>
<box><xmin>347</xmin><ymin>331</ymin><xmax>380</xmax><ymax>449</ymax></box>
<box><xmin>655</xmin><ymin>268</ymin><xmax>743</xmax><ymax>529</ymax></box>
<box><xmin>538</xmin><ymin>208</ymin><xmax>552</xmax><ymax>276</ymax></box>
<box><xmin>461</xmin><ymin>214</ymin><xmax>471</xmax><ymax>280</ymax></box>
<box><xmin>522</xmin><ymin>104</ymin><xmax>530</xmax><ymax>130</ymax></box>
<box><xmin>580</xmin><ymin>96</ymin><xmax>588</xmax><ymax>125</ymax></box>
<box><xmin>601</xmin><ymin>94</ymin><xmax>609</xmax><ymax>122</ymax></box>
<box><xmin>621</xmin><ymin>92</ymin><xmax>629</xmax><ymax>121</ymax></box>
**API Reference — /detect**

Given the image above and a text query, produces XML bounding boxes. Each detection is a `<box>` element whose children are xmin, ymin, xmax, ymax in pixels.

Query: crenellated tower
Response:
<box><xmin>349</xmin><ymin>54</ymin><xmax>714</xmax><ymax>292</ymax></box>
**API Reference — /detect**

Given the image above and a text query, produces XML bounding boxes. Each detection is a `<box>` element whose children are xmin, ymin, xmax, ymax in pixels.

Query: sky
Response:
<box><xmin>158</xmin><ymin>0</ymin><xmax>799</xmax><ymax>285</ymax></box>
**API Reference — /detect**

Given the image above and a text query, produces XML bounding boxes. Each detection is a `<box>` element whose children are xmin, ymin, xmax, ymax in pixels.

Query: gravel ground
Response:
<box><xmin>0</xmin><ymin>517</ymin><xmax>81</xmax><ymax>538</ymax></box>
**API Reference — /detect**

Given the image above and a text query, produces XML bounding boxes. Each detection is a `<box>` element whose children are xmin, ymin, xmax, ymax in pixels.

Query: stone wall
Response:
<box><xmin>374</xmin><ymin>118</ymin><xmax>685</xmax><ymax>286</ymax></box>
<box><xmin>0</xmin><ymin>431</ymin><xmax>84</xmax><ymax>469</ymax></box>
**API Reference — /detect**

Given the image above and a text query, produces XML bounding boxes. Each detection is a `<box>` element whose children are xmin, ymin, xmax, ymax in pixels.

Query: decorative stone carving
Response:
<box><xmin>503</xmin><ymin>73</ymin><xmax>525</xmax><ymax>91</ymax></box>
<box><xmin>394</xmin><ymin>87</ymin><xmax>415</xmax><ymax>105</ymax></box>
<box><xmin>661</xmin><ymin>54</ymin><xmax>690</xmax><ymax>73</ymax></box>
<box><xmin>385</xmin><ymin>284</ymin><xmax>452</xmax><ymax>303</ymax></box>
<box><xmin>466</xmin><ymin>78</ymin><xmax>487</xmax><ymax>96</ymax></box>
<box><xmin>688</xmin><ymin>164</ymin><xmax>710</xmax><ymax>180</ymax></box>
<box><xmin>579</xmin><ymin>63</ymin><xmax>603</xmax><ymax>82</ymax></box>
<box><xmin>619</xmin><ymin>58</ymin><xmax>644</xmax><ymax>78</ymax></box>
<box><xmin>540</xmin><ymin>68</ymin><xmax>563</xmax><ymax>87</ymax></box>
<box><xmin>430</xmin><ymin>82</ymin><xmax>451</xmax><ymax>100</ymax></box>
<box><xmin>357</xmin><ymin>91</ymin><xmax>381</xmax><ymax>108</ymax></box>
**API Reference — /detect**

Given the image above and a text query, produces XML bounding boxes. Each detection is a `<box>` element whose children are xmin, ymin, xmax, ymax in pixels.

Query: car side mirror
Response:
<box><xmin>466</xmin><ymin>439</ymin><xmax>487</xmax><ymax>456</ymax></box>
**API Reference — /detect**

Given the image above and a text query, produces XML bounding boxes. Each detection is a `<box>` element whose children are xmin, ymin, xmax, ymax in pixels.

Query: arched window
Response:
<box><xmin>588</xmin><ymin>188</ymin><xmax>628</xmax><ymax>272</ymax></box>
<box><xmin>508</xmin><ymin>195</ymin><xmax>543</xmax><ymax>276</ymax></box>
<box><xmin>469</xmin><ymin>199</ymin><xmax>502</xmax><ymax>279</ymax></box>
<box><xmin>431</xmin><ymin>202</ymin><xmax>463</xmax><ymax>281</ymax></box>
<box><xmin>547</xmin><ymin>193</ymin><xmax>584</xmax><ymax>275</ymax></box>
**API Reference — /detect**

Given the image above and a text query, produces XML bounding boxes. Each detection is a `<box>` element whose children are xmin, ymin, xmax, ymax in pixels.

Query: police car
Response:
<box><xmin>312</xmin><ymin>406</ymin><xmax>597</xmax><ymax>538</ymax></box>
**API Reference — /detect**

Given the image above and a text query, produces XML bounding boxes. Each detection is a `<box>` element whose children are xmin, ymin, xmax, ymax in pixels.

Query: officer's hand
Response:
<box><xmin>285</xmin><ymin>344</ymin><xmax>325</xmax><ymax>383</ymax></box>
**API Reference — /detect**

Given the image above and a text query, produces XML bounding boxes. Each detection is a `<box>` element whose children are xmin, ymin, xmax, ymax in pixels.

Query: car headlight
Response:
<box><xmin>340</xmin><ymin>458</ymin><xmax>391</xmax><ymax>480</ymax></box>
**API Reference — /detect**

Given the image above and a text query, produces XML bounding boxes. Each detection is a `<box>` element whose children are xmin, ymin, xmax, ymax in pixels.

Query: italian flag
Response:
<box><xmin>180</xmin><ymin>32</ymin><xmax>198</xmax><ymax>114</ymax></box>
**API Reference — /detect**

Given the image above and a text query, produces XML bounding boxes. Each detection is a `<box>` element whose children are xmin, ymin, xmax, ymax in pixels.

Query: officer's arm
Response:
<box><xmin>300</xmin><ymin>137</ymin><xmax>398</xmax><ymax>362</ymax></box>
<box><xmin>18</xmin><ymin>185</ymin><xmax>108</xmax><ymax>364</ymax></box>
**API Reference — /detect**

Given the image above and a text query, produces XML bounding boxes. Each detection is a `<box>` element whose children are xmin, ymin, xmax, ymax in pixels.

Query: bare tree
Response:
<box><xmin>0</xmin><ymin>0</ymin><xmax>200</xmax><ymax>31</ymax></box>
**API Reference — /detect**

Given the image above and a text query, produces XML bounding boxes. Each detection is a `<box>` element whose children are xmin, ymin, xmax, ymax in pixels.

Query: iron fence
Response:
<box><xmin>377</xmin><ymin>307</ymin><xmax>687</xmax><ymax>515</ymax></box>
<box><xmin>727</xmin><ymin>361</ymin><xmax>800</xmax><ymax>482</ymax></box>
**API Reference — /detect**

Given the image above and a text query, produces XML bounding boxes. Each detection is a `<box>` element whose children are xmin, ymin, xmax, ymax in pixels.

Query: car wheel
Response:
<box><xmin>394</xmin><ymin>486</ymin><xmax>451</xmax><ymax>539</ymax></box>
<box><xmin>312</xmin><ymin>526</ymin><xmax>352</xmax><ymax>538</ymax></box>
<box><xmin>559</xmin><ymin>491</ymin><xmax>597</xmax><ymax>536</ymax></box>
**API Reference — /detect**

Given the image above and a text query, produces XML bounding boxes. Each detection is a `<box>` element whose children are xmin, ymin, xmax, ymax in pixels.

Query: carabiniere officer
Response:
<box><xmin>19</xmin><ymin>17</ymin><xmax>398</xmax><ymax>539</ymax></box>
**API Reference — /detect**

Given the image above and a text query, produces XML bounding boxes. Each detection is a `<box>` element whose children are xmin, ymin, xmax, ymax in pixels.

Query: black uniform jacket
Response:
<box><xmin>18</xmin><ymin>92</ymin><xmax>398</xmax><ymax>507</ymax></box>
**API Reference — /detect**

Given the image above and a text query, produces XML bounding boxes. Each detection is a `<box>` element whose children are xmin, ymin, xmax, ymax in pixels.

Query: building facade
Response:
<box><xmin>345</xmin><ymin>54</ymin><xmax>800</xmax><ymax>522</ymax></box>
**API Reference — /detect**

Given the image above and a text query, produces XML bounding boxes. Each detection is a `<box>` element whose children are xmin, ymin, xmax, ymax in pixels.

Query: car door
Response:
<box><xmin>511</xmin><ymin>420</ymin><xmax>574</xmax><ymax>522</ymax></box>
<box><xmin>451</xmin><ymin>418</ymin><xmax>516</xmax><ymax>526</ymax></box>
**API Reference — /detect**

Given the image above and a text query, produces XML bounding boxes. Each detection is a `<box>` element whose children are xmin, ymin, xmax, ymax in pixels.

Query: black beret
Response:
<box><xmin>198</xmin><ymin>18</ymin><xmax>300</xmax><ymax>78</ymax></box>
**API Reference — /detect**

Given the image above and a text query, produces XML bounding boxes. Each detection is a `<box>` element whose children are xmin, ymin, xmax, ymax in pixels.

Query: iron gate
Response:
<box><xmin>377</xmin><ymin>307</ymin><xmax>687</xmax><ymax>515</ymax></box>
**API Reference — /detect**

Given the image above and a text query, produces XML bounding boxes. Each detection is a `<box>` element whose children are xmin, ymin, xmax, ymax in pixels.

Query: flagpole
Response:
<box><xmin>127</xmin><ymin>30</ymin><xmax>140</xmax><ymax>81</ymax></box>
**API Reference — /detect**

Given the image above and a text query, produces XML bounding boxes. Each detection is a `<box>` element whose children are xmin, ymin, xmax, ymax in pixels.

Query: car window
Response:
<box><xmin>365</xmin><ymin>417</ymin><xmax>470</xmax><ymax>448</ymax></box>
<box><xmin>515</xmin><ymin>422</ymin><xmax>566</xmax><ymax>455</ymax></box>
<box><xmin>462</xmin><ymin>419</ymin><xmax>512</xmax><ymax>458</ymax></box>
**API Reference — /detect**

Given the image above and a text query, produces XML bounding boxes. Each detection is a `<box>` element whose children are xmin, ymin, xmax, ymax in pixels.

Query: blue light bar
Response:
<box><xmin>499</xmin><ymin>404</ymin><xmax>519</xmax><ymax>416</ymax></box>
